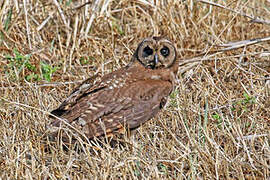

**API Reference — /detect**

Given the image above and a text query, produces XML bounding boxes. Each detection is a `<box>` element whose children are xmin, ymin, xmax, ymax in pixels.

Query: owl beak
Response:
<box><xmin>154</xmin><ymin>54</ymin><xmax>159</xmax><ymax>65</ymax></box>
<box><xmin>148</xmin><ymin>54</ymin><xmax>159</xmax><ymax>69</ymax></box>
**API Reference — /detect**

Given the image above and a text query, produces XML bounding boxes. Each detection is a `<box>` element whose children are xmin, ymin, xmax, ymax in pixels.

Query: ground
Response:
<box><xmin>0</xmin><ymin>0</ymin><xmax>269</xmax><ymax>179</ymax></box>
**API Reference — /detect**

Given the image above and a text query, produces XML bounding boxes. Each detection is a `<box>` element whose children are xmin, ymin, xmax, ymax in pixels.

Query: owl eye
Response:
<box><xmin>143</xmin><ymin>46</ymin><xmax>153</xmax><ymax>57</ymax></box>
<box><xmin>160</xmin><ymin>46</ymin><xmax>170</xmax><ymax>57</ymax></box>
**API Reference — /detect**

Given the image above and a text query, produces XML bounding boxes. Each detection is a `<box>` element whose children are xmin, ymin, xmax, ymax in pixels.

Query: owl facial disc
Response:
<box><xmin>136</xmin><ymin>37</ymin><xmax>176</xmax><ymax>69</ymax></box>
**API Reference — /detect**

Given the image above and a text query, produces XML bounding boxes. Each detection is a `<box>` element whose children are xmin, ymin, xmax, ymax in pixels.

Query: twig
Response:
<box><xmin>85</xmin><ymin>0</ymin><xmax>101</xmax><ymax>36</ymax></box>
<box><xmin>72</xmin><ymin>1</ymin><xmax>92</xmax><ymax>10</ymax></box>
<box><xmin>37</xmin><ymin>12</ymin><xmax>54</xmax><ymax>31</ymax></box>
<box><xmin>23</xmin><ymin>0</ymin><xmax>32</xmax><ymax>49</ymax></box>
<box><xmin>69</xmin><ymin>14</ymin><xmax>79</xmax><ymax>69</ymax></box>
<box><xmin>236</xmin><ymin>134</ymin><xmax>269</xmax><ymax>141</ymax></box>
<box><xmin>178</xmin><ymin>36</ymin><xmax>270</xmax><ymax>67</ymax></box>
<box><xmin>197</xmin><ymin>0</ymin><xmax>270</xmax><ymax>25</ymax></box>
<box><xmin>52</xmin><ymin>0</ymin><xmax>70</xmax><ymax>30</ymax></box>
<box><xmin>0</xmin><ymin>81</ymin><xmax>83</xmax><ymax>90</ymax></box>
<box><xmin>218</xmin><ymin>36</ymin><xmax>270</xmax><ymax>51</ymax></box>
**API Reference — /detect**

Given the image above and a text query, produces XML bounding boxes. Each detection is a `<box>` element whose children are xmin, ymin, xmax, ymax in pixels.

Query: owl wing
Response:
<box><xmin>50</xmin><ymin>77</ymin><xmax>173</xmax><ymax>140</ymax></box>
<box><xmin>50</xmin><ymin>74</ymin><xmax>102</xmax><ymax>117</ymax></box>
<box><xmin>93</xmin><ymin>79</ymin><xmax>172</xmax><ymax>138</ymax></box>
<box><xmin>50</xmin><ymin>67</ymin><xmax>130</xmax><ymax>126</ymax></box>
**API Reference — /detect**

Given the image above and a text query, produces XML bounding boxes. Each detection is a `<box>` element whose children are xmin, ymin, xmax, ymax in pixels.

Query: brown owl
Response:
<box><xmin>49</xmin><ymin>37</ymin><xmax>178</xmax><ymax>142</ymax></box>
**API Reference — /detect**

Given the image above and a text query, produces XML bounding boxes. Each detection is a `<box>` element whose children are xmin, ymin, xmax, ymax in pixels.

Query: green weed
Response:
<box><xmin>40</xmin><ymin>61</ymin><xmax>58</xmax><ymax>82</ymax></box>
<box><xmin>4</xmin><ymin>49</ymin><xmax>57</xmax><ymax>82</ymax></box>
<box><xmin>5</xmin><ymin>49</ymin><xmax>33</xmax><ymax>81</ymax></box>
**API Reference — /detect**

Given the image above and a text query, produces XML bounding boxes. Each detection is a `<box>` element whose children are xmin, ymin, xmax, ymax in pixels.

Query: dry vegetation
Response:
<box><xmin>0</xmin><ymin>0</ymin><xmax>270</xmax><ymax>179</ymax></box>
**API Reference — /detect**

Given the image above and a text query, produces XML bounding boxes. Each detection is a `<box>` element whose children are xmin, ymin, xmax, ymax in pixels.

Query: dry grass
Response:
<box><xmin>0</xmin><ymin>0</ymin><xmax>270</xmax><ymax>179</ymax></box>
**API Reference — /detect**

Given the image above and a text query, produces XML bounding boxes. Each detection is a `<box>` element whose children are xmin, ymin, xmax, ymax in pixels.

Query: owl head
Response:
<box><xmin>133</xmin><ymin>37</ymin><xmax>177</xmax><ymax>69</ymax></box>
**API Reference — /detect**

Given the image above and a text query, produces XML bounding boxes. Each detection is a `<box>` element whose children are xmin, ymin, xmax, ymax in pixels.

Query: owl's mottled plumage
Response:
<box><xmin>50</xmin><ymin>37</ymin><xmax>178</xmax><ymax>141</ymax></box>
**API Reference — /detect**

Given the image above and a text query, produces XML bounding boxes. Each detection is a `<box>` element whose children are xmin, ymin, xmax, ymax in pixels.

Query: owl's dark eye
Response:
<box><xmin>160</xmin><ymin>46</ymin><xmax>170</xmax><ymax>57</ymax></box>
<box><xmin>143</xmin><ymin>46</ymin><xmax>153</xmax><ymax>57</ymax></box>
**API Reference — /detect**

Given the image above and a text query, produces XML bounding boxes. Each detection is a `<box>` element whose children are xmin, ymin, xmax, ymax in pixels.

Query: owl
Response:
<box><xmin>49</xmin><ymin>37</ymin><xmax>178</xmax><ymax>142</ymax></box>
